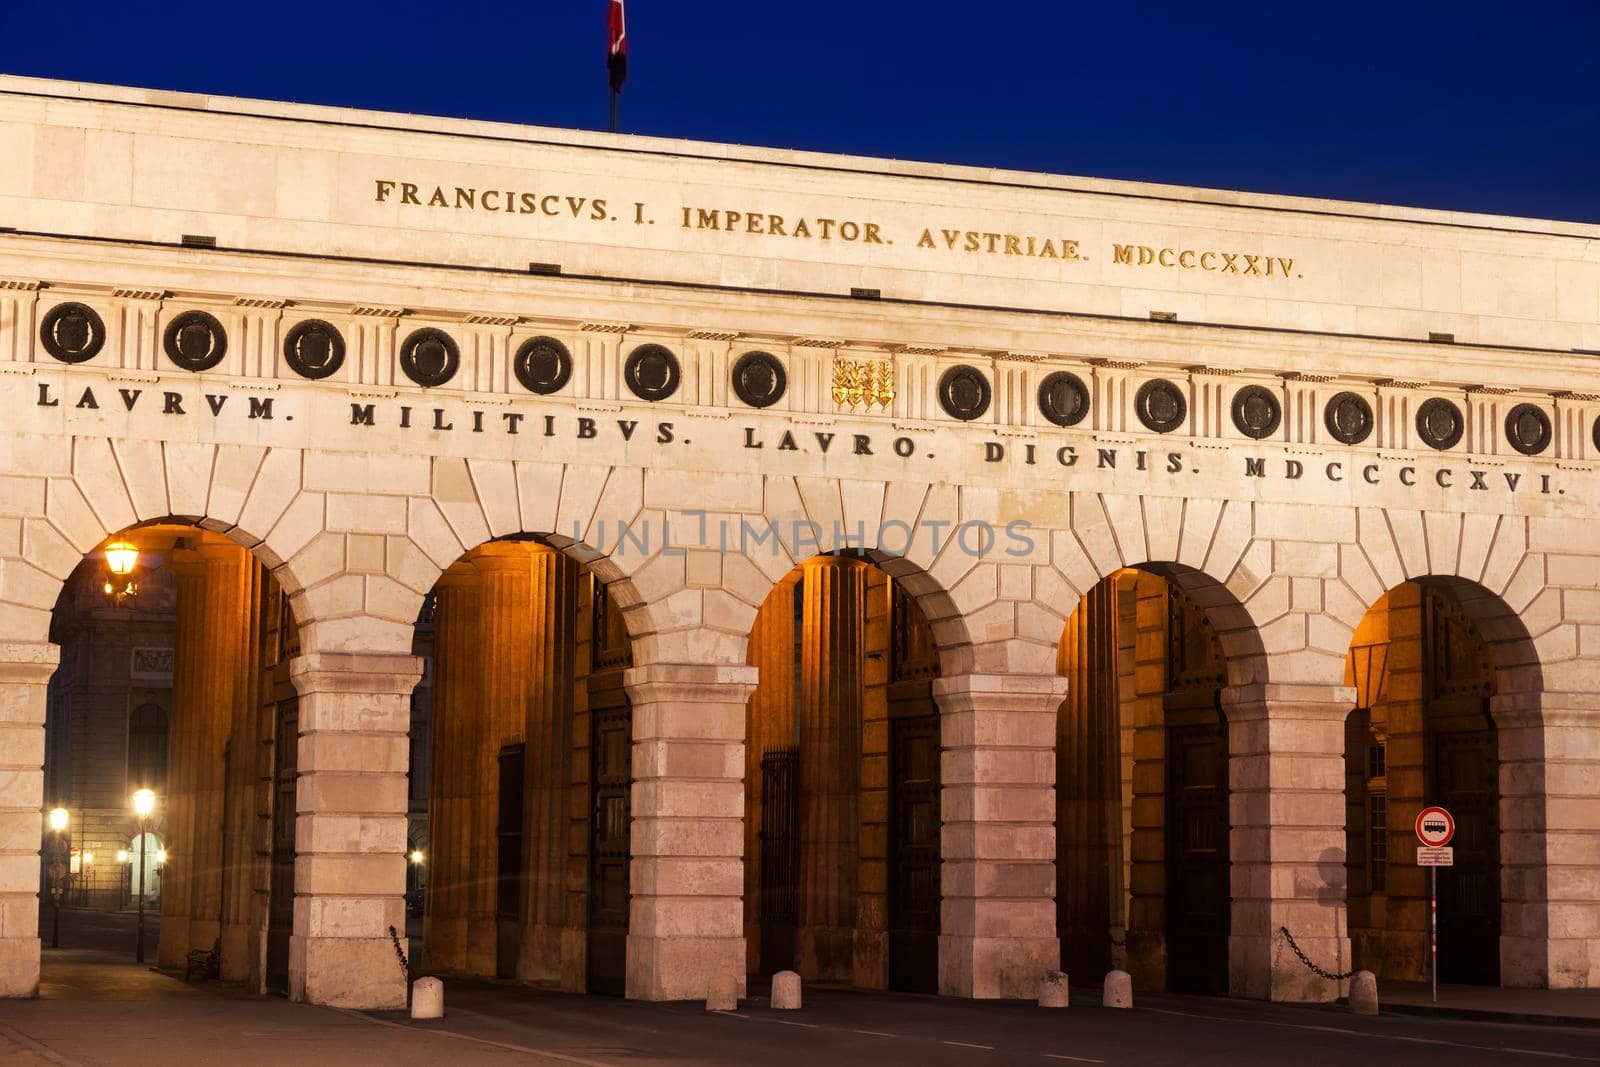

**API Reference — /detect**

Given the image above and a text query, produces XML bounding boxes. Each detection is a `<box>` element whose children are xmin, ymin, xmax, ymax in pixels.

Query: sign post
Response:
<box><xmin>1414</xmin><ymin>806</ymin><xmax>1456</xmax><ymax>1003</ymax></box>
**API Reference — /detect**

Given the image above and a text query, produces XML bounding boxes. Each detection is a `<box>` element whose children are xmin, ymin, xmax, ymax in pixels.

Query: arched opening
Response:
<box><xmin>409</xmin><ymin>538</ymin><xmax>634</xmax><ymax>994</ymax></box>
<box><xmin>1055</xmin><ymin>568</ymin><xmax>1238</xmax><ymax>995</ymax></box>
<box><xmin>43</xmin><ymin>522</ymin><xmax>300</xmax><ymax>990</ymax></box>
<box><xmin>1344</xmin><ymin>579</ymin><xmax>1510</xmax><ymax>986</ymax></box>
<box><xmin>742</xmin><ymin>554</ymin><xmax>942</xmax><ymax>993</ymax></box>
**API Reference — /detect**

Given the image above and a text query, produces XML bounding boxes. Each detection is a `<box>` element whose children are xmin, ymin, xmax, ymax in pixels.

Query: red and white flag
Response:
<box><xmin>607</xmin><ymin>0</ymin><xmax>628</xmax><ymax>93</ymax></box>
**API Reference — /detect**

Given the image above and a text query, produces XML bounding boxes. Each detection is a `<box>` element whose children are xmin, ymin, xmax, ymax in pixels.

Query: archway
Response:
<box><xmin>43</xmin><ymin>522</ymin><xmax>300</xmax><ymax>990</ymax></box>
<box><xmin>1054</xmin><ymin>565</ymin><xmax>1262</xmax><ymax>996</ymax></box>
<box><xmin>742</xmin><ymin>554</ymin><xmax>943</xmax><ymax>993</ymax></box>
<box><xmin>1343</xmin><ymin>578</ymin><xmax>1530</xmax><ymax>986</ymax></box>
<box><xmin>409</xmin><ymin>538</ymin><xmax>634</xmax><ymax>993</ymax></box>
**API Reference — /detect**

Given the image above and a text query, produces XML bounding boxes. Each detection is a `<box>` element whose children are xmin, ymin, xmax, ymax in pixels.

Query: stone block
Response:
<box><xmin>1103</xmin><ymin>969</ymin><xmax>1132</xmax><ymax>1008</ymax></box>
<box><xmin>1038</xmin><ymin>969</ymin><xmax>1068</xmax><ymax>1008</ymax></box>
<box><xmin>411</xmin><ymin>976</ymin><xmax>444</xmax><ymax>1019</ymax></box>
<box><xmin>771</xmin><ymin>969</ymin><xmax>802</xmax><ymax>1009</ymax></box>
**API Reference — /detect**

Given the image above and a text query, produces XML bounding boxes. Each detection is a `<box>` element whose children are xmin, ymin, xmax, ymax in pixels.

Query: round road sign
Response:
<box><xmin>1415</xmin><ymin>806</ymin><xmax>1455</xmax><ymax>848</ymax></box>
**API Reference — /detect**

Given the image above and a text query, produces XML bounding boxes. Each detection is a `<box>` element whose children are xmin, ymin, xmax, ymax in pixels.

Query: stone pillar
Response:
<box><xmin>1226</xmin><ymin>682</ymin><xmax>1355</xmax><ymax>1002</ymax></box>
<box><xmin>1057</xmin><ymin>580</ymin><xmax>1123</xmax><ymax>978</ymax></box>
<box><xmin>796</xmin><ymin>556</ymin><xmax>863</xmax><ymax>980</ymax></box>
<box><xmin>184</xmin><ymin>542</ymin><xmax>252</xmax><ymax>962</ymax></box>
<box><xmin>158</xmin><ymin>551</ymin><xmax>205</xmax><ymax>968</ymax></box>
<box><xmin>1124</xmin><ymin>572</ymin><xmax>1168</xmax><ymax>989</ymax></box>
<box><xmin>220</xmin><ymin>560</ymin><xmax>267</xmax><ymax>981</ymax></box>
<box><xmin>0</xmin><ymin>642</ymin><xmax>59</xmax><ymax>997</ymax></box>
<box><xmin>937</xmin><ymin>670</ymin><xmax>1067</xmax><ymax>999</ymax></box>
<box><xmin>288</xmin><ymin>650</ymin><xmax>421</xmax><ymax>1010</ymax></box>
<box><xmin>1497</xmin><ymin>693</ymin><xmax>1600</xmax><ymax>989</ymax></box>
<box><xmin>519</xmin><ymin>545</ymin><xmax>577</xmax><ymax>983</ymax></box>
<box><xmin>625</xmin><ymin>656</ymin><xmax>757</xmax><ymax>1001</ymax></box>
<box><xmin>742</xmin><ymin>573</ymin><xmax>799</xmax><ymax>974</ymax></box>
<box><xmin>470</xmin><ymin>547</ymin><xmax>533</xmax><ymax>978</ymax></box>
<box><xmin>422</xmin><ymin>566</ymin><xmax>480</xmax><ymax>975</ymax></box>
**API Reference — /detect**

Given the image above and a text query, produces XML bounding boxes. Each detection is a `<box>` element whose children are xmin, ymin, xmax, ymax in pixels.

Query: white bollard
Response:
<box><xmin>410</xmin><ymin>977</ymin><xmax>444</xmax><ymax>1020</ymax></box>
<box><xmin>771</xmin><ymin>970</ymin><xmax>803</xmax><ymax>1010</ymax></box>
<box><xmin>1038</xmin><ymin>970</ymin><xmax>1069</xmax><ymax>1008</ymax></box>
<box><xmin>1103</xmin><ymin>970</ymin><xmax>1132</xmax><ymax>1009</ymax></box>
<box><xmin>706</xmin><ymin>974</ymin><xmax>739</xmax><ymax>1012</ymax></box>
<box><xmin>1349</xmin><ymin>970</ymin><xmax>1379</xmax><ymax>1016</ymax></box>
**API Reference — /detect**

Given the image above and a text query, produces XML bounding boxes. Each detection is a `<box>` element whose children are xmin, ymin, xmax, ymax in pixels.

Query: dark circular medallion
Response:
<box><xmin>624</xmin><ymin>344</ymin><xmax>681</xmax><ymax>402</ymax></box>
<box><xmin>162</xmin><ymin>310</ymin><xmax>227</xmax><ymax>372</ymax></box>
<box><xmin>1037</xmin><ymin>371</ymin><xmax>1090</xmax><ymax>427</ymax></box>
<box><xmin>282</xmin><ymin>319</ymin><xmax>345</xmax><ymax>380</ymax></box>
<box><xmin>1503</xmin><ymin>403</ymin><xmax>1551</xmax><ymax>456</ymax></box>
<box><xmin>938</xmin><ymin>365</ymin><xmax>992</xmax><ymax>421</ymax></box>
<box><xmin>1594</xmin><ymin>415</ymin><xmax>1600</xmax><ymax>456</ymax></box>
<box><xmin>1416</xmin><ymin>397</ymin><xmax>1464</xmax><ymax>450</ymax></box>
<box><xmin>1134</xmin><ymin>378</ymin><xmax>1187</xmax><ymax>434</ymax></box>
<box><xmin>39</xmin><ymin>302</ymin><xmax>106</xmax><ymax>364</ymax></box>
<box><xmin>1325</xmin><ymin>391</ymin><xmax>1374</xmax><ymax>445</ymax></box>
<box><xmin>513</xmin><ymin>336</ymin><xmax>572</xmax><ymax>395</ymax></box>
<box><xmin>399</xmin><ymin>328</ymin><xmax>460</xmax><ymax>388</ymax></box>
<box><xmin>731</xmin><ymin>351</ymin><xmax>786</xmax><ymax>408</ymax></box>
<box><xmin>1231</xmin><ymin>385</ymin><xmax>1283</xmax><ymax>440</ymax></box>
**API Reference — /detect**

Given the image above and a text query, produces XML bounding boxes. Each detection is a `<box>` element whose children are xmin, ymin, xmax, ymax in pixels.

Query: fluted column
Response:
<box><xmin>1057</xmin><ymin>581</ymin><xmax>1123</xmax><ymax>977</ymax></box>
<box><xmin>422</xmin><ymin>565</ymin><xmax>481</xmax><ymax>974</ymax></box>
<box><xmin>1225</xmin><ymin>682</ymin><xmax>1355</xmax><ymax>1002</ymax></box>
<box><xmin>743</xmin><ymin>573</ymin><xmax>800</xmax><ymax>974</ymax></box>
<box><xmin>220</xmin><ymin>560</ymin><xmax>266</xmax><ymax>980</ymax></box>
<box><xmin>0</xmin><ymin>642</ymin><xmax>59</xmax><ymax>997</ymax></box>
<box><xmin>796</xmin><ymin>557</ymin><xmax>863</xmax><ymax>980</ymax></box>
<box><xmin>185</xmin><ymin>542</ymin><xmax>252</xmax><ymax>961</ymax></box>
<box><xmin>158</xmin><ymin>550</ymin><xmax>206</xmax><ymax>968</ymax></box>
<box><xmin>624</xmin><ymin>653</ymin><xmax>757</xmax><ymax>1000</ymax></box>
<box><xmin>937</xmin><ymin>668</ymin><xmax>1066</xmax><ymax>998</ymax></box>
<box><xmin>468</xmin><ymin>548</ymin><xmax>532</xmax><ymax>976</ymax></box>
<box><xmin>518</xmin><ymin>545</ymin><xmax>577</xmax><ymax>983</ymax></box>
<box><xmin>288</xmin><ymin>650</ymin><xmax>422</xmax><ymax>1009</ymax></box>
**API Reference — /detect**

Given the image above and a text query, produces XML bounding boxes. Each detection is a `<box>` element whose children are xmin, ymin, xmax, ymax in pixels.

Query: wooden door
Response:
<box><xmin>758</xmin><ymin>747</ymin><xmax>800</xmax><ymax>975</ymax></box>
<box><xmin>586</xmin><ymin>702</ymin><xmax>631</xmax><ymax>994</ymax></box>
<box><xmin>889</xmin><ymin>713</ymin><xmax>941</xmax><ymax>994</ymax></box>
<box><xmin>496</xmin><ymin>744</ymin><xmax>525</xmax><ymax>979</ymax></box>
<box><xmin>1433</xmin><ymin>724</ymin><xmax>1500</xmax><ymax>985</ymax></box>
<box><xmin>265</xmin><ymin>697</ymin><xmax>297</xmax><ymax>995</ymax></box>
<box><xmin>1165</xmin><ymin>713</ymin><xmax>1230</xmax><ymax>994</ymax></box>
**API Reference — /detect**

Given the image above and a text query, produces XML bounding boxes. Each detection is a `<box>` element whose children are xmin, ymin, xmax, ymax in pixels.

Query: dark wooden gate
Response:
<box><xmin>758</xmin><ymin>747</ymin><xmax>800</xmax><ymax>975</ymax></box>
<box><xmin>1165</xmin><ymin>710</ymin><xmax>1230</xmax><ymax>995</ymax></box>
<box><xmin>265</xmin><ymin>696</ymin><xmax>298</xmax><ymax>995</ymax></box>
<box><xmin>889</xmin><ymin>714</ymin><xmax>941</xmax><ymax>993</ymax></box>
<box><xmin>1433</xmin><ymin>726</ymin><xmax>1501</xmax><ymax>985</ymax></box>
<box><xmin>586</xmin><ymin>701</ymin><xmax>631</xmax><ymax>994</ymax></box>
<box><xmin>496</xmin><ymin>744</ymin><xmax>525</xmax><ymax>979</ymax></box>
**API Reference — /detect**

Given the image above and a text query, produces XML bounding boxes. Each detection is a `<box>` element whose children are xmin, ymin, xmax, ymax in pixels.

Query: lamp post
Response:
<box><xmin>46</xmin><ymin>807</ymin><xmax>69</xmax><ymax>949</ymax></box>
<box><xmin>132</xmin><ymin>789</ymin><xmax>154</xmax><ymax>963</ymax></box>
<box><xmin>102</xmin><ymin>541</ymin><xmax>140</xmax><ymax>608</ymax></box>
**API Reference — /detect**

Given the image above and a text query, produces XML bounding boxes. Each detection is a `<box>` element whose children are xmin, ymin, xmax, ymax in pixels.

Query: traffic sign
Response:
<box><xmin>1417</xmin><ymin>846</ymin><xmax>1454</xmax><ymax>867</ymax></box>
<box><xmin>1415</xmin><ymin>806</ymin><xmax>1455</xmax><ymax>848</ymax></box>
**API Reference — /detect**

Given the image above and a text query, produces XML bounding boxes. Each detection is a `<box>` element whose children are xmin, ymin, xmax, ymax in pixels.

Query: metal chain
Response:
<box><xmin>1278</xmin><ymin>926</ymin><xmax>1356</xmax><ymax>981</ymax></box>
<box><xmin>387</xmin><ymin>924</ymin><xmax>410</xmax><ymax>982</ymax></box>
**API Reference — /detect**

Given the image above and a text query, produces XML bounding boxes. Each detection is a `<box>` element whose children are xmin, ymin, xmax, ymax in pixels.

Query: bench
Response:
<box><xmin>185</xmin><ymin>938</ymin><xmax>221</xmax><ymax>981</ymax></box>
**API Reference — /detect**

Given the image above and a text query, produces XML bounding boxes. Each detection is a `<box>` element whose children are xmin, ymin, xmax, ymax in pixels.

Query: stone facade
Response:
<box><xmin>0</xmin><ymin>75</ymin><xmax>1596</xmax><ymax>1005</ymax></box>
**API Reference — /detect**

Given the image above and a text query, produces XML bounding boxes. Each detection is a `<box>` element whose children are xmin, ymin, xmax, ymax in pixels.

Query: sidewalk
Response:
<box><xmin>1380</xmin><ymin>982</ymin><xmax>1600</xmax><ymax>1027</ymax></box>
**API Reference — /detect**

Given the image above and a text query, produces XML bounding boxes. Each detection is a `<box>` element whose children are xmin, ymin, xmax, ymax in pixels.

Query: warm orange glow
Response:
<box><xmin>104</xmin><ymin>542</ymin><xmax>139</xmax><ymax>576</ymax></box>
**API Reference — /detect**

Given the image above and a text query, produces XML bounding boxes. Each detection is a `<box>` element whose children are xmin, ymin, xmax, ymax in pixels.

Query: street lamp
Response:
<box><xmin>102</xmin><ymin>541</ymin><xmax>140</xmax><ymax>607</ymax></box>
<box><xmin>131</xmin><ymin>788</ymin><xmax>154</xmax><ymax>963</ymax></box>
<box><xmin>46</xmin><ymin>807</ymin><xmax>69</xmax><ymax>949</ymax></box>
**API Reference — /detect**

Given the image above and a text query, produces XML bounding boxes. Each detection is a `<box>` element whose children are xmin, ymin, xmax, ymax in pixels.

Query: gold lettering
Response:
<box><xmin>917</xmin><ymin>229</ymin><xmax>936</xmax><ymax>249</ymax></box>
<box><xmin>1158</xmin><ymin>247</ymin><xmax>1175</xmax><ymax>267</ymax></box>
<box><xmin>1179</xmin><ymin>249</ymin><xmax>1195</xmax><ymax>268</ymax></box>
<box><xmin>1113</xmin><ymin>244</ymin><xmax>1135</xmax><ymax>265</ymax></box>
<box><xmin>375</xmin><ymin>180</ymin><xmax>396</xmax><ymax>203</ymax></box>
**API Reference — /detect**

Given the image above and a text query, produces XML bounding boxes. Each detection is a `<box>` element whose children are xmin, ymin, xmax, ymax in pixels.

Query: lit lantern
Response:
<box><xmin>47</xmin><ymin>807</ymin><xmax>69</xmax><ymax>833</ymax></box>
<box><xmin>102</xmin><ymin>541</ymin><xmax>140</xmax><ymax>606</ymax></box>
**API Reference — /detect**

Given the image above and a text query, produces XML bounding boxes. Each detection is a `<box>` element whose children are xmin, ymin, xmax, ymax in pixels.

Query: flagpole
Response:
<box><xmin>609</xmin><ymin>89</ymin><xmax>618</xmax><ymax>133</ymax></box>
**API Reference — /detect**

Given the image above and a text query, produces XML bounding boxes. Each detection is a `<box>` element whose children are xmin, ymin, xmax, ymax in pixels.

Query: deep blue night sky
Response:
<box><xmin>2</xmin><ymin>2</ymin><xmax>1596</xmax><ymax>222</ymax></box>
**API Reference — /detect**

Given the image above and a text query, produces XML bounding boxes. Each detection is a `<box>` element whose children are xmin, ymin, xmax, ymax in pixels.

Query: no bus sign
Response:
<box><xmin>1415</xmin><ymin>806</ymin><xmax>1455</xmax><ymax>848</ymax></box>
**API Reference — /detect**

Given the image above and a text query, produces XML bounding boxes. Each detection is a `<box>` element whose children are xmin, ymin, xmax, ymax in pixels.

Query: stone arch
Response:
<box><xmin>1</xmin><ymin>439</ymin><xmax>327</xmax><ymax>646</ymax></box>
